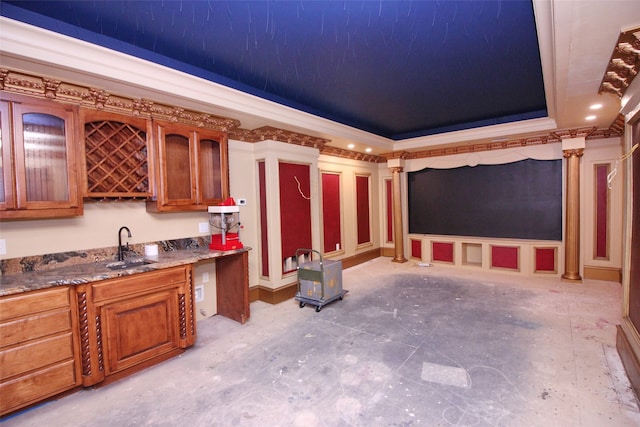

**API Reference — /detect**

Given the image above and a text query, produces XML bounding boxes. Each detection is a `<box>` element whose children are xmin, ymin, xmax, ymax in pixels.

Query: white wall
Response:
<box><xmin>0</xmin><ymin>201</ymin><xmax>210</xmax><ymax>259</ymax></box>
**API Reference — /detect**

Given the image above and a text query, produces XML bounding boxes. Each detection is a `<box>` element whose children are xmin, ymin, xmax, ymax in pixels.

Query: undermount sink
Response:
<box><xmin>106</xmin><ymin>258</ymin><xmax>155</xmax><ymax>270</ymax></box>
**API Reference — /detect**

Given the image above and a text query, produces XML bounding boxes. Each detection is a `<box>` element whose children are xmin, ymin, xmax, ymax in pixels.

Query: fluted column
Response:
<box><xmin>562</xmin><ymin>147</ymin><xmax>584</xmax><ymax>282</ymax></box>
<box><xmin>390</xmin><ymin>166</ymin><xmax>407</xmax><ymax>263</ymax></box>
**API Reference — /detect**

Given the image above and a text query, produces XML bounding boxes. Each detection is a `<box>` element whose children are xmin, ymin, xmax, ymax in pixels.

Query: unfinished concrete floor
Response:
<box><xmin>4</xmin><ymin>258</ymin><xmax>640</xmax><ymax>426</ymax></box>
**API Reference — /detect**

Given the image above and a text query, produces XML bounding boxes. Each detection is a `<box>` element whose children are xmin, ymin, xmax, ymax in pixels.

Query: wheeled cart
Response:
<box><xmin>295</xmin><ymin>248</ymin><xmax>347</xmax><ymax>312</ymax></box>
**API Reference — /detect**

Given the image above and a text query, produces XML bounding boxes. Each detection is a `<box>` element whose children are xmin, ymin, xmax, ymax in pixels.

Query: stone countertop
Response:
<box><xmin>0</xmin><ymin>247</ymin><xmax>250</xmax><ymax>297</ymax></box>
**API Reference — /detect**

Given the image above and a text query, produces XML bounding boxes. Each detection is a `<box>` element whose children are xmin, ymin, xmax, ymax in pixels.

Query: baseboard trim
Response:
<box><xmin>341</xmin><ymin>248</ymin><xmax>383</xmax><ymax>269</ymax></box>
<box><xmin>251</xmin><ymin>248</ymin><xmax>383</xmax><ymax>304</ymax></box>
<box><xmin>583</xmin><ymin>265</ymin><xmax>622</xmax><ymax>283</ymax></box>
<box><xmin>380</xmin><ymin>247</ymin><xmax>394</xmax><ymax>257</ymax></box>
<box><xmin>616</xmin><ymin>324</ymin><xmax>640</xmax><ymax>399</ymax></box>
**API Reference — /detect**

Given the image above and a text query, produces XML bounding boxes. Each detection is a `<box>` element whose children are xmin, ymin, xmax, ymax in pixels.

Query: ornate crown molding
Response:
<box><xmin>392</xmin><ymin>123</ymin><xmax>619</xmax><ymax>160</ymax></box>
<box><xmin>229</xmin><ymin>126</ymin><xmax>329</xmax><ymax>149</ymax></box>
<box><xmin>0</xmin><ymin>68</ymin><xmax>241</xmax><ymax>132</ymax></box>
<box><xmin>599</xmin><ymin>26</ymin><xmax>640</xmax><ymax>97</ymax></box>
<box><xmin>320</xmin><ymin>145</ymin><xmax>387</xmax><ymax>163</ymax></box>
<box><xmin>0</xmin><ymin>67</ymin><xmax>624</xmax><ymax>165</ymax></box>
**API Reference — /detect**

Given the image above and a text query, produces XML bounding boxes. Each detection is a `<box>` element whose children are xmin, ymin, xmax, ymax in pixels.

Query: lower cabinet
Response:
<box><xmin>76</xmin><ymin>265</ymin><xmax>195</xmax><ymax>386</ymax></box>
<box><xmin>0</xmin><ymin>287</ymin><xmax>81</xmax><ymax>416</ymax></box>
<box><xmin>0</xmin><ymin>264</ymin><xmax>197</xmax><ymax>416</ymax></box>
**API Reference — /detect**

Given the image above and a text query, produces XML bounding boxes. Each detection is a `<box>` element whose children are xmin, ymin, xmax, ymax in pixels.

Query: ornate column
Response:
<box><xmin>390</xmin><ymin>165</ymin><xmax>407</xmax><ymax>263</ymax></box>
<box><xmin>562</xmin><ymin>137</ymin><xmax>585</xmax><ymax>282</ymax></box>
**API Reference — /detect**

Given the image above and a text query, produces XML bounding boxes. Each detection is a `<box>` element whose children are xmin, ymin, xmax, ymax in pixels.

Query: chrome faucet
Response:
<box><xmin>118</xmin><ymin>226</ymin><xmax>132</xmax><ymax>261</ymax></box>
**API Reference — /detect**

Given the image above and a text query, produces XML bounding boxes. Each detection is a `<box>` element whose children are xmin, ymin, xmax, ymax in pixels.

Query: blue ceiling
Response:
<box><xmin>1</xmin><ymin>1</ymin><xmax>547</xmax><ymax>140</ymax></box>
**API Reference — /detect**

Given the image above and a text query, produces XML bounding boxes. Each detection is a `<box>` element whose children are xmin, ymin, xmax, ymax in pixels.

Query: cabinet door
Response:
<box><xmin>12</xmin><ymin>102</ymin><xmax>80</xmax><ymax>211</ymax></box>
<box><xmin>0</xmin><ymin>100</ymin><xmax>13</xmax><ymax>210</ymax></box>
<box><xmin>155</xmin><ymin>121</ymin><xmax>196</xmax><ymax>207</ymax></box>
<box><xmin>101</xmin><ymin>290</ymin><xmax>180</xmax><ymax>375</ymax></box>
<box><xmin>197</xmin><ymin>130</ymin><xmax>228</xmax><ymax>205</ymax></box>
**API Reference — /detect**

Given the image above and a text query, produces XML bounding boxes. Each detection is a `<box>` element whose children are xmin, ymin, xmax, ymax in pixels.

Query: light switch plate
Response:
<box><xmin>237</xmin><ymin>198</ymin><xmax>247</xmax><ymax>205</ymax></box>
<box><xmin>198</xmin><ymin>222</ymin><xmax>209</xmax><ymax>233</ymax></box>
<box><xmin>0</xmin><ymin>239</ymin><xmax>6</xmax><ymax>255</ymax></box>
<box><xmin>202</xmin><ymin>272</ymin><xmax>209</xmax><ymax>283</ymax></box>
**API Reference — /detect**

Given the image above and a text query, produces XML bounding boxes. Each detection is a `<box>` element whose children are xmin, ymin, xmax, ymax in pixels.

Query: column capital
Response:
<box><xmin>562</xmin><ymin>148</ymin><xmax>585</xmax><ymax>158</ymax></box>
<box><xmin>387</xmin><ymin>157</ymin><xmax>405</xmax><ymax>170</ymax></box>
<box><xmin>389</xmin><ymin>166</ymin><xmax>404</xmax><ymax>174</ymax></box>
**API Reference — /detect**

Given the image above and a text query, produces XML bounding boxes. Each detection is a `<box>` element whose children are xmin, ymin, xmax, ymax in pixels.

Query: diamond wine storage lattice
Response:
<box><xmin>85</xmin><ymin>120</ymin><xmax>150</xmax><ymax>198</ymax></box>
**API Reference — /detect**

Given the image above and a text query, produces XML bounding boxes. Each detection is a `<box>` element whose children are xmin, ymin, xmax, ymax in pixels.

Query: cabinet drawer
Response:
<box><xmin>0</xmin><ymin>287</ymin><xmax>70</xmax><ymax>322</ymax></box>
<box><xmin>0</xmin><ymin>308</ymin><xmax>72</xmax><ymax>348</ymax></box>
<box><xmin>0</xmin><ymin>332</ymin><xmax>75</xmax><ymax>379</ymax></box>
<box><xmin>92</xmin><ymin>266</ymin><xmax>187</xmax><ymax>303</ymax></box>
<box><xmin>0</xmin><ymin>359</ymin><xmax>77</xmax><ymax>416</ymax></box>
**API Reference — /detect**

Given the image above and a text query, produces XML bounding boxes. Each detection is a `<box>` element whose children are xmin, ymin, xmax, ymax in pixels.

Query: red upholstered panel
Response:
<box><xmin>432</xmin><ymin>242</ymin><xmax>454</xmax><ymax>262</ymax></box>
<box><xmin>356</xmin><ymin>175</ymin><xmax>371</xmax><ymax>245</ymax></box>
<box><xmin>535</xmin><ymin>247</ymin><xmax>556</xmax><ymax>272</ymax></box>
<box><xmin>386</xmin><ymin>179</ymin><xmax>393</xmax><ymax>243</ymax></box>
<box><xmin>279</xmin><ymin>162</ymin><xmax>312</xmax><ymax>273</ymax></box>
<box><xmin>258</xmin><ymin>161</ymin><xmax>269</xmax><ymax>278</ymax></box>
<box><xmin>491</xmin><ymin>245</ymin><xmax>519</xmax><ymax>270</ymax></box>
<box><xmin>411</xmin><ymin>239</ymin><xmax>422</xmax><ymax>259</ymax></box>
<box><xmin>595</xmin><ymin>164</ymin><xmax>609</xmax><ymax>259</ymax></box>
<box><xmin>322</xmin><ymin>173</ymin><xmax>342</xmax><ymax>253</ymax></box>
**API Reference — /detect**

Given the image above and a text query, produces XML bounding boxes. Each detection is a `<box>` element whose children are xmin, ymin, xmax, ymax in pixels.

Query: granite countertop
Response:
<box><xmin>0</xmin><ymin>247</ymin><xmax>249</xmax><ymax>297</ymax></box>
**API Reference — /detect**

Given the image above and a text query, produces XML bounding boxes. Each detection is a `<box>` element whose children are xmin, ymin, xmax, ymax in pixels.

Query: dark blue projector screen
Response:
<box><xmin>408</xmin><ymin>159</ymin><xmax>562</xmax><ymax>241</ymax></box>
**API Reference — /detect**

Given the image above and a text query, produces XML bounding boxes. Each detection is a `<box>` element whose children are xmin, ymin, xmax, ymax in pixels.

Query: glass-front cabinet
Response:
<box><xmin>0</xmin><ymin>94</ymin><xmax>82</xmax><ymax>220</ymax></box>
<box><xmin>147</xmin><ymin>120</ymin><xmax>228</xmax><ymax>212</ymax></box>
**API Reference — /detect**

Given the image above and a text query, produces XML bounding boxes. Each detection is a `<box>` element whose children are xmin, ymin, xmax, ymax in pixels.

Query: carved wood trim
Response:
<box><xmin>188</xmin><ymin>269</ymin><xmax>195</xmax><ymax>337</ymax></box>
<box><xmin>179</xmin><ymin>293</ymin><xmax>187</xmax><ymax>340</ymax></box>
<box><xmin>77</xmin><ymin>291</ymin><xmax>92</xmax><ymax>377</ymax></box>
<box><xmin>95</xmin><ymin>314</ymin><xmax>104</xmax><ymax>372</ymax></box>
<box><xmin>599</xmin><ymin>27</ymin><xmax>640</xmax><ymax>98</ymax></box>
<box><xmin>0</xmin><ymin>67</ymin><xmax>623</xmax><ymax>165</ymax></box>
<box><xmin>0</xmin><ymin>68</ymin><xmax>240</xmax><ymax>132</ymax></box>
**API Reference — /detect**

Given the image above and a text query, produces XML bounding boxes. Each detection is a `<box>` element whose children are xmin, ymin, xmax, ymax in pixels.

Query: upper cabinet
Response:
<box><xmin>0</xmin><ymin>93</ymin><xmax>82</xmax><ymax>220</ymax></box>
<box><xmin>81</xmin><ymin>109</ymin><xmax>152</xmax><ymax>199</ymax></box>
<box><xmin>146</xmin><ymin>120</ymin><xmax>229</xmax><ymax>213</ymax></box>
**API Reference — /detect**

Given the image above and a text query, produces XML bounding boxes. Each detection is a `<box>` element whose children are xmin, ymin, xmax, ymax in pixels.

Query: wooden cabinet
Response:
<box><xmin>81</xmin><ymin>109</ymin><xmax>152</xmax><ymax>199</ymax></box>
<box><xmin>0</xmin><ymin>287</ymin><xmax>81</xmax><ymax>416</ymax></box>
<box><xmin>76</xmin><ymin>265</ymin><xmax>195</xmax><ymax>386</ymax></box>
<box><xmin>0</xmin><ymin>93</ymin><xmax>82</xmax><ymax>220</ymax></box>
<box><xmin>216</xmin><ymin>251</ymin><xmax>250</xmax><ymax>324</ymax></box>
<box><xmin>147</xmin><ymin>120</ymin><xmax>229</xmax><ymax>212</ymax></box>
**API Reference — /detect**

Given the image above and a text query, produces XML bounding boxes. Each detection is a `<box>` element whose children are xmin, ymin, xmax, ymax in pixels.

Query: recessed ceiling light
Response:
<box><xmin>347</xmin><ymin>144</ymin><xmax>355</xmax><ymax>149</ymax></box>
<box><xmin>365</xmin><ymin>148</ymin><xmax>372</xmax><ymax>153</ymax></box>
<box><xmin>589</xmin><ymin>103</ymin><xmax>603</xmax><ymax>110</ymax></box>
<box><xmin>585</xmin><ymin>115</ymin><xmax>597</xmax><ymax>121</ymax></box>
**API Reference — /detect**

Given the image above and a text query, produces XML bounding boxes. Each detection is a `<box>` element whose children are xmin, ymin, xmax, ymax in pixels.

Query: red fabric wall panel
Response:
<box><xmin>258</xmin><ymin>161</ymin><xmax>269</xmax><ymax>278</ymax></box>
<box><xmin>279</xmin><ymin>162</ymin><xmax>312</xmax><ymax>271</ymax></box>
<box><xmin>386</xmin><ymin>179</ymin><xmax>393</xmax><ymax>243</ymax></box>
<box><xmin>432</xmin><ymin>242</ymin><xmax>454</xmax><ymax>262</ymax></box>
<box><xmin>491</xmin><ymin>245</ymin><xmax>519</xmax><ymax>270</ymax></box>
<box><xmin>535</xmin><ymin>247</ymin><xmax>556</xmax><ymax>272</ymax></box>
<box><xmin>595</xmin><ymin>164</ymin><xmax>609</xmax><ymax>259</ymax></box>
<box><xmin>322</xmin><ymin>173</ymin><xmax>342</xmax><ymax>253</ymax></box>
<box><xmin>356</xmin><ymin>175</ymin><xmax>371</xmax><ymax>245</ymax></box>
<box><xmin>411</xmin><ymin>239</ymin><xmax>422</xmax><ymax>259</ymax></box>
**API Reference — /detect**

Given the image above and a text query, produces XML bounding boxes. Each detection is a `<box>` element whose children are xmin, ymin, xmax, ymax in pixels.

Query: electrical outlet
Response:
<box><xmin>198</xmin><ymin>222</ymin><xmax>209</xmax><ymax>233</ymax></box>
<box><xmin>0</xmin><ymin>239</ymin><xmax>6</xmax><ymax>255</ymax></box>
<box><xmin>195</xmin><ymin>285</ymin><xmax>204</xmax><ymax>303</ymax></box>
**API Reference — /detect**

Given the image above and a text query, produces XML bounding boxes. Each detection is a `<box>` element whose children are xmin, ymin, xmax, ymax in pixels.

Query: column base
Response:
<box><xmin>561</xmin><ymin>272</ymin><xmax>582</xmax><ymax>282</ymax></box>
<box><xmin>392</xmin><ymin>257</ymin><xmax>408</xmax><ymax>263</ymax></box>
